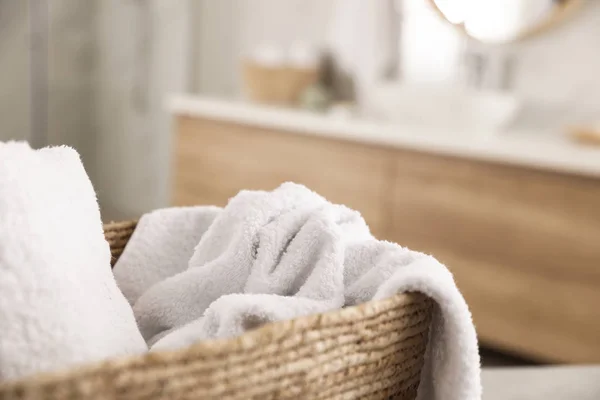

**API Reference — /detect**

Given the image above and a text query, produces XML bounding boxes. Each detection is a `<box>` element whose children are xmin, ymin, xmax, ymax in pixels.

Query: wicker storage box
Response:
<box><xmin>241</xmin><ymin>60</ymin><xmax>319</xmax><ymax>106</ymax></box>
<box><xmin>0</xmin><ymin>221</ymin><xmax>433</xmax><ymax>400</ymax></box>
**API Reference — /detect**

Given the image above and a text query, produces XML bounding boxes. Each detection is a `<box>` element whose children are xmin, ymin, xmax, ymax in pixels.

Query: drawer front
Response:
<box><xmin>173</xmin><ymin>116</ymin><xmax>395</xmax><ymax>238</ymax></box>
<box><xmin>389</xmin><ymin>149</ymin><xmax>600</xmax><ymax>362</ymax></box>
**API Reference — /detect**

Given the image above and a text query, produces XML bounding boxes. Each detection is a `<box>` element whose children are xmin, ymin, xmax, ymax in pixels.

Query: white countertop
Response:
<box><xmin>168</xmin><ymin>95</ymin><xmax>600</xmax><ymax>178</ymax></box>
<box><xmin>483</xmin><ymin>365</ymin><xmax>600</xmax><ymax>400</ymax></box>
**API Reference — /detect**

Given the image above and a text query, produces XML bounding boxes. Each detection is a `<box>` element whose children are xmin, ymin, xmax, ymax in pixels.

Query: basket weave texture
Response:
<box><xmin>0</xmin><ymin>221</ymin><xmax>433</xmax><ymax>400</ymax></box>
<box><xmin>241</xmin><ymin>61</ymin><xmax>319</xmax><ymax>106</ymax></box>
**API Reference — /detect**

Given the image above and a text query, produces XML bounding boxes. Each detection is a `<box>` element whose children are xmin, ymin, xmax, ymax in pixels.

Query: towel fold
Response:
<box><xmin>118</xmin><ymin>182</ymin><xmax>481</xmax><ymax>399</ymax></box>
<box><xmin>344</xmin><ymin>242</ymin><xmax>481</xmax><ymax>400</ymax></box>
<box><xmin>0</xmin><ymin>142</ymin><xmax>147</xmax><ymax>381</ymax></box>
<box><xmin>151</xmin><ymin>204</ymin><xmax>372</xmax><ymax>349</ymax></box>
<box><xmin>372</xmin><ymin>255</ymin><xmax>481</xmax><ymax>400</ymax></box>
<box><xmin>113</xmin><ymin>206</ymin><xmax>221</xmax><ymax>305</ymax></box>
<box><xmin>133</xmin><ymin>183</ymin><xmax>373</xmax><ymax>345</ymax></box>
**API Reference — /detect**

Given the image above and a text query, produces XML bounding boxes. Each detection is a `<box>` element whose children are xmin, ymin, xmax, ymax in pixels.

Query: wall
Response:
<box><xmin>0</xmin><ymin>1</ymin><xmax>96</xmax><ymax>150</ymax></box>
<box><xmin>94</xmin><ymin>0</ymin><xmax>190</xmax><ymax>220</ymax></box>
<box><xmin>510</xmin><ymin>2</ymin><xmax>600</xmax><ymax>108</ymax></box>
<box><xmin>401</xmin><ymin>0</ymin><xmax>463</xmax><ymax>84</ymax></box>
<box><xmin>195</xmin><ymin>0</ymin><xmax>600</xmax><ymax>115</ymax></box>
<box><xmin>0</xmin><ymin>1</ymin><xmax>30</xmax><ymax>142</ymax></box>
<box><xmin>194</xmin><ymin>0</ymin><xmax>335</xmax><ymax>97</ymax></box>
<box><xmin>191</xmin><ymin>1</ymin><xmax>241</xmax><ymax>96</ymax></box>
<box><xmin>47</xmin><ymin>0</ymin><xmax>96</xmax><ymax>159</ymax></box>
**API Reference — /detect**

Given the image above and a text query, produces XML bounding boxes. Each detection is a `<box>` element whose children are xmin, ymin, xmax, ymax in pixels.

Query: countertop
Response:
<box><xmin>483</xmin><ymin>365</ymin><xmax>600</xmax><ymax>400</ymax></box>
<box><xmin>168</xmin><ymin>95</ymin><xmax>600</xmax><ymax>178</ymax></box>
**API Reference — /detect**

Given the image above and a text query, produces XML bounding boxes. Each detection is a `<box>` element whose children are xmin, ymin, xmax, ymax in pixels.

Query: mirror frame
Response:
<box><xmin>426</xmin><ymin>0</ymin><xmax>586</xmax><ymax>44</ymax></box>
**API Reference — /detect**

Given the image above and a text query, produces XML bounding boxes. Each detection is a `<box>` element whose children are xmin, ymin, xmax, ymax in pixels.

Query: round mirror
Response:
<box><xmin>428</xmin><ymin>0</ymin><xmax>584</xmax><ymax>44</ymax></box>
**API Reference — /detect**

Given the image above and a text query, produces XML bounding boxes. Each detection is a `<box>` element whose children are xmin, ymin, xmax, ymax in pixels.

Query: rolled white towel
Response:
<box><xmin>0</xmin><ymin>142</ymin><xmax>147</xmax><ymax>381</ymax></box>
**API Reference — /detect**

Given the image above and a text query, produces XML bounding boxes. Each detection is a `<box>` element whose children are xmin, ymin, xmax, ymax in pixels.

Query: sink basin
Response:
<box><xmin>362</xmin><ymin>83</ymin><xmax>521</xmax><ymax>132</ymax></box>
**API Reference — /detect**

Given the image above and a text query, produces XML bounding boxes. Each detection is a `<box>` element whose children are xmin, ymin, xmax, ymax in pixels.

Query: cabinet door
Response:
<box><xmin>389</xmin><ymin>149</ymin><xmax>600</xmax><ymax>363</ymax></box>
<box><xmin>173</xmin><ymin>116</ymin><xmax>395</xmax><ymax>237</ymax></box>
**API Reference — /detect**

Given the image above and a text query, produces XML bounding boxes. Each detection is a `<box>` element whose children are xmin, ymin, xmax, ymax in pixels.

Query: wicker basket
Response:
<box><xmin>241</xmin><ymin>60</ymin><xmax>319</xmax><ymax>106</ymax></box>
<box><xmin>0</xmin><ymin>221</ymin><xmax>433</xmax><ymax>400</ymax></box>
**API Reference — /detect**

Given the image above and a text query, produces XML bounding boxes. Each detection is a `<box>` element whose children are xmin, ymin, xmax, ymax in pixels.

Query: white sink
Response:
<box><xmin>362</xmin><ymin>83</ymin><xmax>521</xmax><ymax>133</ymax></box>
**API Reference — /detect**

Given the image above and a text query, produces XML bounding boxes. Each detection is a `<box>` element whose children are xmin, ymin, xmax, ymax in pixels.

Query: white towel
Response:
<box><xmin>134</xmin><ymin>183</ymin><xmax>372</xmax><ymax>345</ymax></box>
<box><xmin>343</xmin><ymin>240</ymin><xmax>428</xmax><ymax>305</ymax></box>
<box><xmin>0</xmin><ymin>142</ymin><xmax>147</xmax><ymax>381</ymax></box>
<box><xmin>344</xmin><ymin>242</ymin><xmax>482</xmax><ymax>400</ymax></box>
<box><xmin>113</xmin><ymin>206</ymin><xmax>221</xmax><ymax>305</ymax></box>
<box><xmin>151</xmin><ymin>203</ymin><xmax>372</xmax><ymax>349</ymax></box>
<box><xmin>374</xmin><ymin>257</ymin><xmax>482</xmax><ymax>400</ymax></box>
<box><xmin>127</xmin><ymin>182</ymin><xmax>481</xmax><ymax>399</ymax></box>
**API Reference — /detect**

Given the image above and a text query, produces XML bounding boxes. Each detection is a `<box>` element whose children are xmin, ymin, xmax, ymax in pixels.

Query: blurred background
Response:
<box><xmin>1</xmin><ymin>0</ymin><xmax>599</xmax><ymax>371</ymax></box>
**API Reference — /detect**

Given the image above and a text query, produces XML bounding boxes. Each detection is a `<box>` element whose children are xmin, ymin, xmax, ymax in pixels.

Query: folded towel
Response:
<box><xmin>0</xmin><ymin>142</ymin><xmax>147</xmax><ymax>381</ymax></box>
<box><xmin>113</xmin><ymin>206</ymin><xmax>221</xmax><ymax>305</ymax></box>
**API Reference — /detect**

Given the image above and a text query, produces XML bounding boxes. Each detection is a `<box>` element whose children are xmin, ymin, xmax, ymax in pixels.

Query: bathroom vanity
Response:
<box><xmin>168</xmin><ymin>95</ymin><xmax>600</xmax><ymax>364</ymax></box>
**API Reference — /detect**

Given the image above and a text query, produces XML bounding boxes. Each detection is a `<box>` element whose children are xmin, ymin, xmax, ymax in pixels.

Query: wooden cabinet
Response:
<box><xmin>388</xmin><ymin>150</ymin><xmax>600</xmax><ymax>363</ymax></box>
<box><xmin>174</xmin><ymin>116</ymin><xmax>395</xmax><ymax>237</ymax></box>
<box><xmin>172</xmin><ymin>114</ymin><xmax>600</xmax><ymax>363</ymax></box>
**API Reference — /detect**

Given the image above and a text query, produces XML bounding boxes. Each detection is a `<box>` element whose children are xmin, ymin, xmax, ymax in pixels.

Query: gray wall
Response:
<box><xmin>94</xmin><ymin>0</ymin><xmax>190</xmax><ymax>220</ymax></box>
<box><xmin>0</xmin><ymin>0</ymin><xmax>96</xmax><ymax>150</ymax></box>
<box><xmin>0</xmin><ymin>1</ymin><xmax>30</xmax><ymax>142</ymax></box>
<box><xmin>194</xmin><ymin>0</ymin><xmax>335</xmax><ymax>97</ymax></box>
<box><xmin>47</xmin><ymin>0</ymin><xmax>96</xmax><ymax>160</ymax></box>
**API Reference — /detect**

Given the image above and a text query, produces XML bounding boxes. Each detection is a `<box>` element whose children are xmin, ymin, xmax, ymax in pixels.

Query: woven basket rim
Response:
<box><xmin>0</xmin><ymin>292</ymin><xmax>430</xmax><ymax>390</ymax></box>
<box><xmin>0</xmin><ymin>220</ymin><xmax>433</xmax><ymax>396</ymax></box>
